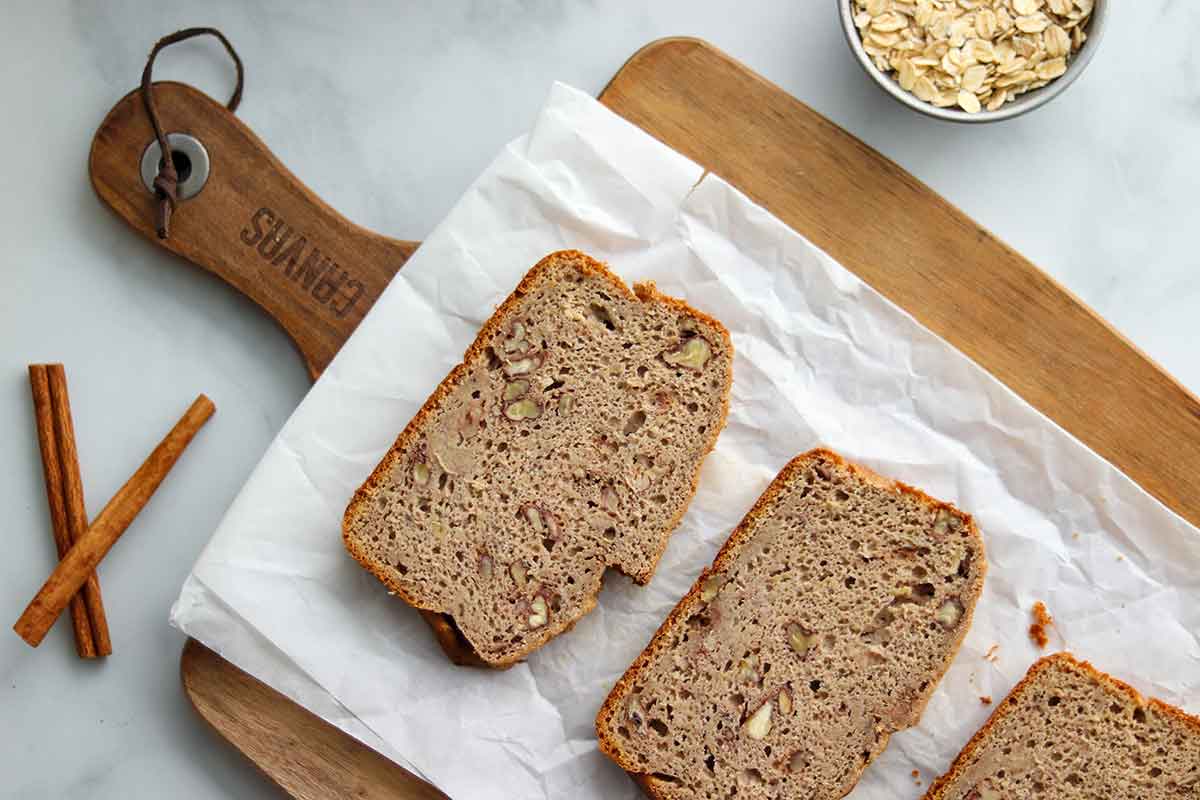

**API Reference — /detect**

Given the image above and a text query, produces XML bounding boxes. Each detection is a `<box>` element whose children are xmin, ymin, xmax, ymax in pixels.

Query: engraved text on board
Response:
<box><xmin>240</xmin><ymin>207</ymin><xmax>365</xmax><ymax>319</ymax></box>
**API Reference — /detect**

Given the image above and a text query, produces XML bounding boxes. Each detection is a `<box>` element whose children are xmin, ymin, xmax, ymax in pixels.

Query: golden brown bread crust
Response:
<box><xmin>342</xmin><ymin>249</ymin><xmax>733</xmax><ymax>668</ymax></box>
<box><xmin>596</xmin><ymin>447</ymin><xmax>986</xmax><ymax>799</ymax></box>
<box><xmin>921</xmin><ymin>652</ymin><xmax>1200</xmax><ymax>799</ymax></box>
<box><xmin>417</xmin><ymin>610</ymin><xmax>492</xmax><ymax>668</ymax></box>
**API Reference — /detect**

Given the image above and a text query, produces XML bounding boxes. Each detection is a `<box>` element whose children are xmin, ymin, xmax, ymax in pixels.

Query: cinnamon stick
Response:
<box><xmin>14</xmin><ymin>394</ymin><xmax>215</xmax><ymax>648</ymax></box>
<box><xmin>45</xmin><ymin>365</ymin><xmax>113</xmax><ymax>656</ymax></box>
<box><xmin>28</xmin><ymin>365</ymin><xmax>96</xmax><ymax>658</ymax></box>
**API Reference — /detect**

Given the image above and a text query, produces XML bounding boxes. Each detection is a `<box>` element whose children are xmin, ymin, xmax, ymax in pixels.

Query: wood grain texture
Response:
<box><xmin>89</xmin><ymin>82</ymin><xmax>418</xmax><ymax>379</ymax></box>
<box><xmin>113</xmin><ymin>36</ymin><xmax>1198</xmax><ymax>800</ymax></box>
<box><xmin>181</xmin><ymin>640</ymin><xmax>447</xmax><ymax>800</ymax></box>
<box><xmin>601</xmin><ymin>38</ymin><xmax>1200</xmax><ymax>527</ymax></box>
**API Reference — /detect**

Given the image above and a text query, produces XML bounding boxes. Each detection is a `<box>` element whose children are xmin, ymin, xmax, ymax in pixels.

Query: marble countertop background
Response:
<box><xmin>1</xmin><ymin>1</ymin><xmax>1196</xmax><ymax>797</ymax></box>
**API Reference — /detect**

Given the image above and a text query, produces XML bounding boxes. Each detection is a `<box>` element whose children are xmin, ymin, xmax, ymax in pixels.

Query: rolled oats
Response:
<box><xmin>961</xmin><ymin>64</ymin><xmax>990</xmax><ymax>92</ymax></box>
<box><xmin>851</xmin><ymin>0</ymin><xmax>1095</xmax><ymax>113</ymax></box>
<box><xmin>1044</xmin><ymin>24</ymin><xmax>1071</xmax><ymax>57</ymax></box>
<box><xmin>1014</xmin><ymin>13</ymin><xmax>1051</xmax><ymax>33</ymax></box>
<box><xmin>913</xmin><ymin>75</ymin><xmax>938</xmax><ymax>102</ymax></box>
<box><xmin>1035</xmin><ymin>56</ymin><xmax>1067</xmax><ymax>79</ymax></box>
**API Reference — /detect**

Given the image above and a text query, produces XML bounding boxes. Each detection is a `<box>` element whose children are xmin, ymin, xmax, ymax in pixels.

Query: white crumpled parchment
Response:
<box><xmin>172</xmin><ymin>83</ymin><xmax>1200</xmax><ymax>799</ymax></box>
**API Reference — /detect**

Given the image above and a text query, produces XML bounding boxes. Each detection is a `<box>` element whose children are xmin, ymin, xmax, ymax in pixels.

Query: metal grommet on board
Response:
<box><xmin>140</xmin><ymin>132</ymin><xmax>210</xmax><ymax>201</ymax></box>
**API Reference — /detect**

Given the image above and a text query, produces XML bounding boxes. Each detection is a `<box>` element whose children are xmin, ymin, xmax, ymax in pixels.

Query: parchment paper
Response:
<box><xmin>172</xmin><ymin>83</ymin><xmax>1200</xmax><ymax>799</ymax></box>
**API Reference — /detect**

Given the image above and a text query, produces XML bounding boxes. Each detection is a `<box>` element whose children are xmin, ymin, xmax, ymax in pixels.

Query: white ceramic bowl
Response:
<box><xmin>838</xmin><ymin>0</ymin><xmax>1107</xmax><ymax>123</ymax></box>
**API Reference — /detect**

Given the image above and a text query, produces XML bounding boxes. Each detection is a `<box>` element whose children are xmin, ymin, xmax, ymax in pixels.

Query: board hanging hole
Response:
<box><xmin>162</xmin><ymin>149</ymin><xmax>192</xmax><ymax>183</ymax></box>
<box><xmin>140</xmin><ymin>132</ymin><xmax>210</xmax><ymax>201</ymax></box>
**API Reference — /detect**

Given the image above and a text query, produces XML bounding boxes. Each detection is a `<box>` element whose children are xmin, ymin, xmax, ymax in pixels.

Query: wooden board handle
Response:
<box><xmin>181</xmin><ymin>640</ymin><xmax>448</xmax><ymax>800</ymax></box>
<box><xmin>89</xmin><ymin>82</ymin><xmax>418</xmax><ymax>378</ymax></box>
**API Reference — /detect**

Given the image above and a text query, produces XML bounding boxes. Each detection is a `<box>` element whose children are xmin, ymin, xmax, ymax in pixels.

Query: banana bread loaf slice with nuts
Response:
<box><xmin>343</xmin><ymin>250</ymin><xmax>733</xmax><ymax>668</ymax></box>
<box><xmin>924</xmin><ymin>652</ymin><xmax>1200</xmax><ymax>799</ymax></box>
<box><xmin>596</xmin><ymin>448</ymin><xmax>986</xmax><ymax>799</ymax></box>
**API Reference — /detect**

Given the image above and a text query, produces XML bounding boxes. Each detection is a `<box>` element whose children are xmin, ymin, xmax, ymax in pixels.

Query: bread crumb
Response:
<box><xmin>980</xmin><ymin>695</ymin><xmax>992</xmax><ymax>705</ymax></box>
<box><xmin>984</xmin><ymin>644</ymin><xmax>1000</xmax><ymax>662</ymax></box>
<box><xmin>911</xmin><ymin>769</ymin><xmax>922</xmax><ymax>786</ymax></box>
<box><xmin>1071</xmin><ymin>531</ymin><xmax>1080</xmax><ymax>540</ymax></box>
<box><xmin>1029</xmin><ymin>601</ymin><xmax>1053</xmax><ymax>649</ymax></box>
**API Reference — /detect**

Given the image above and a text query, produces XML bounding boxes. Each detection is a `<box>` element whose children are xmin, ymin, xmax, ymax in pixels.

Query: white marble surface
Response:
<box><xmin>0</xmin><ymin>1</ymin><xmax>1195</xmax><ymax>798</ymax></box>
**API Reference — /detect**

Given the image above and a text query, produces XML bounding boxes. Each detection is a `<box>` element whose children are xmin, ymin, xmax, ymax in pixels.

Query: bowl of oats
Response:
<box><xmin>840</xmin><ymin>0</ymin><xmax>1105</xmax><ymax>122</ymax></box>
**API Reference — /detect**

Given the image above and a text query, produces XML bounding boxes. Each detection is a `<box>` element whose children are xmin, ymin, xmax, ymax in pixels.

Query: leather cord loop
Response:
<box><xmin>140</xmin><ymin>28</ymin><xmax>243</xmax><ymax>239</ymax></box>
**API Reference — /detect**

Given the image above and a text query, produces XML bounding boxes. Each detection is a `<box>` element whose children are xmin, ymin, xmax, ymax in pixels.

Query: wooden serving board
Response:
<box><xmin>90</xmin><ymin>37</ymin><xmax>1200</xmax><ymax>799</ymax></box>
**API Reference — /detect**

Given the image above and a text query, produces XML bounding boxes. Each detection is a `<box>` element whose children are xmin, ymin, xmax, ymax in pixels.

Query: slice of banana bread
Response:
<box><xmin>343</xmin><ymin>250</ymin><xmax>733</xmax><ymax>668</ymax></box>
<box><xmin>596</xmin><ymin>448</ymin><xmax>986</xmax><ymax>799</ymax></box>
<box><xmin>924</xmin><ymin>653</ymin><xmax>1200</xmax><ymax>799</ymax></box>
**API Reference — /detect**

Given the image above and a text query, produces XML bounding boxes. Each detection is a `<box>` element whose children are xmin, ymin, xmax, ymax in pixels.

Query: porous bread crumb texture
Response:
<box><xmin>924</xmin><ymin>653</ymin><xmax>1200</xmax><ymax>799</ymax></box>
<box><xmin>343</xmin><ymin>251</ymin><xmax>733</xmax><ymax>668</ymax></box>
<box><xmin>596</xmin><ymin>449</ymin><xmax>987</xmax><ymax>800</ymax></box>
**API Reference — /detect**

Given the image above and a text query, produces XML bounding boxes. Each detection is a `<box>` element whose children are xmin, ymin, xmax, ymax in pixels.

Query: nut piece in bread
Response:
<box><xmin>343</xmin><ymin>250</ymin><xmax>733</xmax><ymax>668</ymax></box>
<box><xmin>596</xmin><ymin>448</ymin><xmax>987</xmax><ymax>799</ymax></box>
